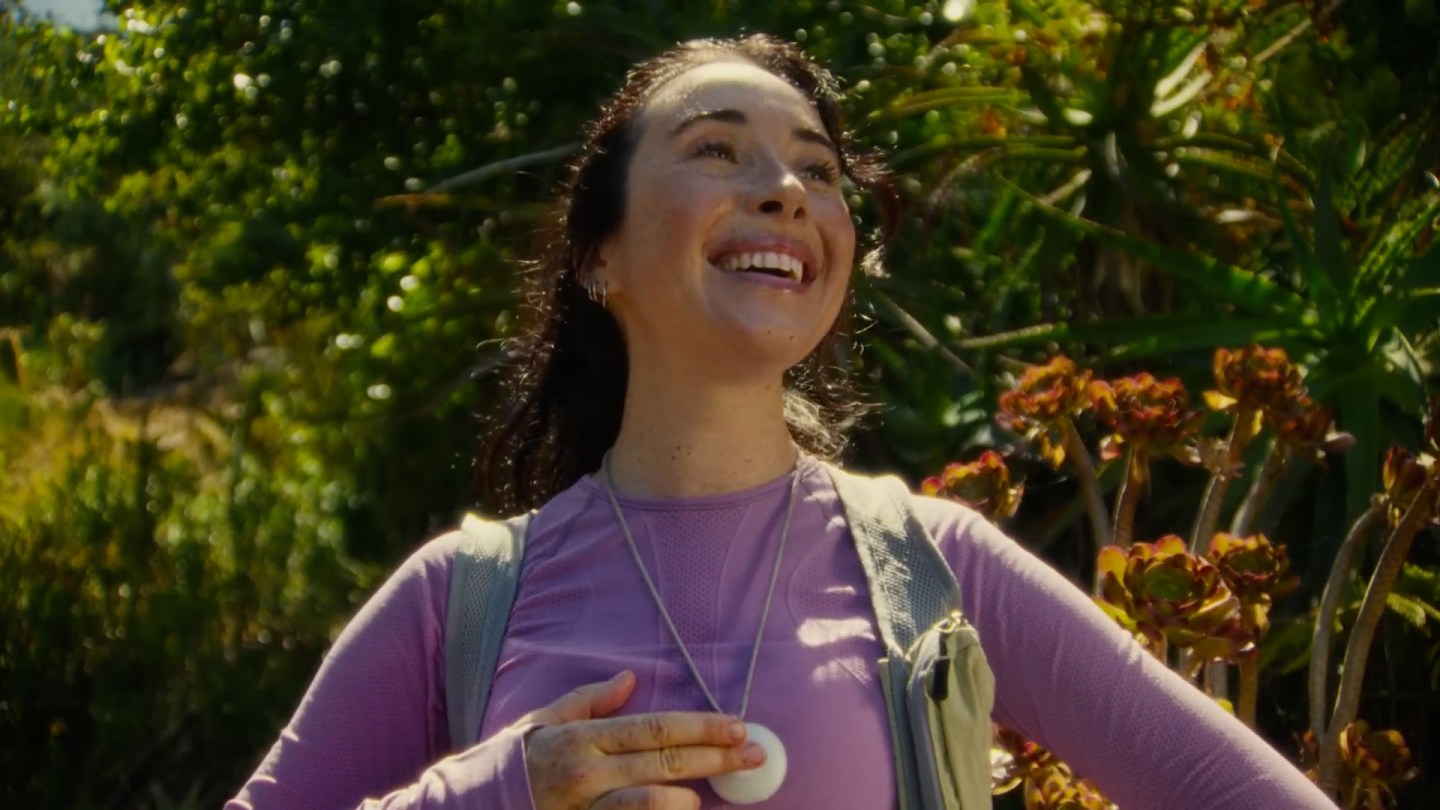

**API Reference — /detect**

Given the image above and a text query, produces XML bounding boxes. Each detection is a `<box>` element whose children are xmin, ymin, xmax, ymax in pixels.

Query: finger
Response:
<box><xmin>602</xmin><ymin>739</ymin><xmax>765</xmax><ymax>789</ymax></box>
<box><xmin>592</xmin><ymin>785</ymin><xmax>701</xmax><ymax>810</ymax></box>
<box><xmin>524</xmin><ymin>671</ymin><xmax>635</xmax><ymax>726</ymax></box>
<box><xmin>591</xmin><ymin>711</ymin><xmax>746</xmax><ymax>754</ymax></box>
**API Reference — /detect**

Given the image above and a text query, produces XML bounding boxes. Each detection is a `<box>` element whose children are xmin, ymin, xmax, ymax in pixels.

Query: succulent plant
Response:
<box><xmin>1089</xmin><ymin>373</ymin><xmax>1204</xmax><ymax>466</ymax></box>
<box><xmin>921</xmin><ymin>450</ymin><xmax>1024</xmax><ymax>520</ymax></box>
<box><xmin>1096</xmin><ymin>536</ymin><xmax>1255</xmax><ymax>663</ymax></box>
<box><xmin>1381</xmin><ymin>445</ymin><xmax>1439</xmax><ymax>529</ymax></box>
<box><xmin>1022</xmin><ymin>761</ymin><xmax>1117</xmax><ymax>810</ymax></box>
<box><xmin>992</xmin><ymin>726</ymin><xmax>1115</xmax><ymax>808</ymax></box>
<box><xmin>990</xmin><ymin>725</ymin><xmax>1054</xmax><ymax>795</ymax></box>
<box><xmin>1339</xmin><ymin>722</ymin><xmax>1419</xmax><ymax>808</ymax></box>
<box><xmin>1205</xmin><ymin>532</ymin><xmax>1299</xmax><ymax>636</ymax></box>
<box><xmin>1268</xmin><ymin>395</ymin><xmax>1348</xmax><ymax>462</ymax></box>
<box><xmin>1206</xmin><ymin>345</ymin><xmax>1306</xmax><ymax>417</ymax></box>
<box><xmin>997</xmin><ymin>356</ymin><xmax>1093</xmax><ymax>469</ymax></box>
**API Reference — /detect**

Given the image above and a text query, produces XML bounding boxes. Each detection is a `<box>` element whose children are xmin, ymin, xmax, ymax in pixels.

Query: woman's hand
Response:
<box><xmin>521</xmin><ymin>671</ymin><xmax>765</xmax><ymax>809</ymax></box>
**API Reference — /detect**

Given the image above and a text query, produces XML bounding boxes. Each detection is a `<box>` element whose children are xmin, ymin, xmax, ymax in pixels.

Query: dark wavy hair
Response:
<box><xmin>478</xmin><ymin>34</ymin><xmax>897</xmax><ymax>514</ymax></box>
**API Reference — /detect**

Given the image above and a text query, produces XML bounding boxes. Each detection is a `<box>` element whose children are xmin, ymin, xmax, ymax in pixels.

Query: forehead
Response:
<box><xmin>636</xmin><ymin>60</ymin><xmax>825</xmax><ymax>134</ymax></box>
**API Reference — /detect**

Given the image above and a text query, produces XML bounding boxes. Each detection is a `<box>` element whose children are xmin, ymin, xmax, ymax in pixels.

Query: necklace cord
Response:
<box><xmin>602</xmin><ymin>453</ymin><xmax>800</xmax><ymax>720</ymax></box>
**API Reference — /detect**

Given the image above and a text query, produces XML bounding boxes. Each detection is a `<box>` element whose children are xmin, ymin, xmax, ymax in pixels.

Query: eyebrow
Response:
<box><xmin>669</xmin><ymin>108</ymin><xmax>837</xmax><ymax>152</ymax></box>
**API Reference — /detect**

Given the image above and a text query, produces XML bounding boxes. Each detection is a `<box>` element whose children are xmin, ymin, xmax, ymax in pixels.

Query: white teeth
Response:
<box><xmin>715</xmin><ymin>250</ymin><xmax>805</xmax><ymax>281</ymax></box>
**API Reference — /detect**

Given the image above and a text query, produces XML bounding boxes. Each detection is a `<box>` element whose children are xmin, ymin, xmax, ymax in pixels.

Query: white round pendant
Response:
<box><xmin>708</xmin><ymin>722</ymin><xmax>787</xmax><ymax>805</ymax></box>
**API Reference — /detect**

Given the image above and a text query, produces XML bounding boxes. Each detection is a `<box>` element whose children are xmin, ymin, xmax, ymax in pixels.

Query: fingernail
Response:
<box><xmin>611</xmin><ymin>670</ymin><xmax>632</xmax><ymax>685</ymax></box>
<box><xmin>728</xmin><ymin>721</ymin><xmax>746</xmax><ymax>742</ymax></box>
<box><xmin>742</xmin><ymin>742</ymin><xmax>766</xmax><ymax>766</ymax></box>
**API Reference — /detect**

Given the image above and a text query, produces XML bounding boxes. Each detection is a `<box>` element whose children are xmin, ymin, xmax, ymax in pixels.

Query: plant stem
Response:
<box><xmin>1230</xmin><ymin>440</ymin><xmax>1287</xmax><ymax>537</ymax></box>
<box><xmin>1060</xmin><ymin>416</ymin><xmax>1112</xmax><ymax>554</ymax></box>
<box><xmin>1112</xmin><ymin>448</ymin><xmax>1142</xmax><ymax>549</ymax></box>
<box><xmin>1172</xmin><ymin>648</ymin><xmax>1193</xmax><ymax>682</ymax></box>
<box><xmin>1208</xmin><ymin>661</ymin><xmax>1230</xmax><ymax>701</ymax></box>
<box><xmin>1317</xmin><ymin>485</ymin><xmax>1437</xmax><ymax>798</ymax></box>
<box><xmin>1237</xmin><ymin>657</ymin><xmax>1260</xmax><ymax>729</ymax></box>
<box><xmin>1190</xmin><ymin>407</ymin><xmax>1259</xmax><ymax>553</ymax></box>
<box><xmin>1308</xmin><ymin>503</ymin><xmax>1382</xmax><ymax>744</ymax></box>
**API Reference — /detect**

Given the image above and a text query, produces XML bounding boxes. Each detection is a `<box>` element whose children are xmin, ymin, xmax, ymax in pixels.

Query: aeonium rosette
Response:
<box><xmin>997</xmin><ymin>356</ymin><xmax>1092</xmax><ymax>469</ymax></box>
<box><xmin>1339</xmin><ymin>722</ymin><xmax>1419</xmax><ymax>807</ymax></box>
<box><xmin>1096</xmin><ymin>536</ymin><xmax>1255</xmax><ymax>663</ymax></box>
<box><xmin>1206</xmin><ymin>345</ymin><xmax>1305</xmax><ymax>417</ymax></box>
<box><xmin>1205</xmin><ymin>532</ymin><xmax>1299</xmax><ymax>636</ymax></box>
<box><xmin>1381</xmin><ymin>445</ymin><xmax>1439</xmax><ymax>529</ymax></box>
<box><xmin>991</xmin><ymin>725</ymin><xmax>1054</xmax><ymax>795</ymax></box>
<box><xmin>1269</xmin><ymin>395</ymin><xmax>1351</xmax><ymax>462</ymax></box>
<box><xmin>921</xmin><ymin>451</ymin><xmax>1024</xmax><ymax>520</ymax></box>
<box><xmin>1022</xmin><ymin>761</ymin><xmax>1116</xmax><ymax>810</ymax></box>
<box><xmin>1089</xmin><ymin>373</ymin><xmax>1204</xmax><ymax>468</ymax></box>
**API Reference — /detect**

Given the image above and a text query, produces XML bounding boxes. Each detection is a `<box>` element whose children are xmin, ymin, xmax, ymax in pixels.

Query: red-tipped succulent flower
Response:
<box><xmin>1339</xmin><ymin>721</ymin><xmax>1419</xmax><ymax>807</ymax></box>
<box><xmin>1381</xmin><ymin>445</ymin><xmax>1439</xmax><ymax>529</ymax></box>
<box><xmin>921</xmin><ymin>451</ymin><xmax>1024</xmax><ymax>520</ymax></box>
<box><xmin>997</xmin><ymin>357</ymin><xmax>1092</xmax><ymax>469</ymax></box>
<box><xmin>1089</xmin><ymin>373</ymin><xmax>1204</xmax><ymax>465</ymax></box>
<box><xmin>1022</xmin><ymin>761</ymin><xmax>1116</xmax><ymax>810</ymax></box>
<box><xmin>1206</xmin><ymin>345</ymin><xmax>1305</xmax><ymax>416</ymax></box>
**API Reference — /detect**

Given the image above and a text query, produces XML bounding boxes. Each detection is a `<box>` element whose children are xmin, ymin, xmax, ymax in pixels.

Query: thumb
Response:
<box><xmin>527</xmin><ymin>670</ymin><xmax>635</xmax><ymax>726</ymax></box>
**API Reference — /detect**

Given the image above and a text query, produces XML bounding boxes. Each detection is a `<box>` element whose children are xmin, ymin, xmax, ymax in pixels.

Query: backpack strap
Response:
<box><xmin>823</xmin><ymin>462</ymin><xmax>975</xmax><ymax>810</ymax></box>
<box><xmin>444</xmin><ymin>511</ymin><xmax>532</xmax><ymax>751</ymax></box>
<box><xmin>823</xmin><ymin>463</ymin><xmax>962</xmax><ymax>655</ymax></box>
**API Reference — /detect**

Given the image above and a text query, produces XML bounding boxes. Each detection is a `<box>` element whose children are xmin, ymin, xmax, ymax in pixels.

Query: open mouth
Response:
<box><xmin>712</xmin><ymin>251</ymin><xmax>814</xmax><ymax>284</ymax></box>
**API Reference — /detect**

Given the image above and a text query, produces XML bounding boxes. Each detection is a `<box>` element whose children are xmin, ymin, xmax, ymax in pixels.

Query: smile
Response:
<box><xmin>707</xmin><ymin>239</ymin><xmax>819</xmax><ymax>287</ymax></box>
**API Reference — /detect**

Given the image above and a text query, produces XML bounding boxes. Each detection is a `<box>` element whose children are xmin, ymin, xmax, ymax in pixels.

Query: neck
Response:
<box><xmin>607</xmin><ymin>360</ymin><xmax>798</xmax><ymax>499</ymax></box>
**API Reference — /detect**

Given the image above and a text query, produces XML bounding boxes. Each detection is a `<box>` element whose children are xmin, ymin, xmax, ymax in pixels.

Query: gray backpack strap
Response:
<box><xmin>444</xmin><ymin>511</ymin><xmax>532</xmax><ymax>751</ymax></box>
<box><xmin>823</xmin><ymin>464</ymin><xmax>962</xmax><ymax>654</ymax></box>
<box><xmin>824</xmin><ymin>463</ymin><xmax>991</xmax><ymax>810</ymax></box>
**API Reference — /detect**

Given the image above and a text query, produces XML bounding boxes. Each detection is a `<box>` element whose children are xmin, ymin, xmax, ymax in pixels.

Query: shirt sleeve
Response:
<box><xmin>910</xmin><ymin>495</ymin><xmax>1334</xmax><ymax>809</ymax></box>
<box><xmin>225</xmin><ymin>533</ymin><xmax>540</xmax><ymax>810</ymax></box>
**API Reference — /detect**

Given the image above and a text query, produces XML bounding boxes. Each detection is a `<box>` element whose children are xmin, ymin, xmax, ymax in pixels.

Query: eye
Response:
<box><xmin>693</xmin><ymin>140</ymin><xmax>738</xmax><ymax>162</ymax></box>
<box><xmin>802</xmin><ymin>161</ymin><xmax>841</xmax><ymax>185</ymax></box>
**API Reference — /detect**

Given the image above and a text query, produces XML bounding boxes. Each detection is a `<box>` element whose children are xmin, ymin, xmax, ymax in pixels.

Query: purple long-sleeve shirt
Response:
<box><xmin>228</xmin><ymin>457</ymin><xmax>1332</xmax><ymax>808</ymax></box>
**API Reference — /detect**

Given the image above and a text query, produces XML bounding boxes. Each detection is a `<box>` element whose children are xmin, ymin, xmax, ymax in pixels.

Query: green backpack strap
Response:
<box><xmin>823</xmin><ymin>462</ymin><xmax>993</xmax><ymax>810</ymax></box>
<box><xmin>444</xmin><ymin>511</ymin><xmax>532</xmax><ymax>751</ymax></box>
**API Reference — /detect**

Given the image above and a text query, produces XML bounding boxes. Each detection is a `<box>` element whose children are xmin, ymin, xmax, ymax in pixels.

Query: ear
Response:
<box><xmin>580</xmin><ymin>238</ymin><xmax>620</xmax><ymax>293</ymax></box>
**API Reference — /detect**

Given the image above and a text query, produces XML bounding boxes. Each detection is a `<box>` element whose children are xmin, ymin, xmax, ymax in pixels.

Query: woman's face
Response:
<box><xmin>596</xmin><ymin>60</ymin><xmax>857</xmax><ymax>380</ymax></box>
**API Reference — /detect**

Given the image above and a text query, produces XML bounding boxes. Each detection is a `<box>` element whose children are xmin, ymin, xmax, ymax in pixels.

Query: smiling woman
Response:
<box><xmin>477</xmin><ymin>37</ymin><xmax>896</xmax><ymax>514</ymax></box>
<box><xmin>227</xmin><ymin>35</ymin><xmax>1333</xmax><ymax>810</ymax></box>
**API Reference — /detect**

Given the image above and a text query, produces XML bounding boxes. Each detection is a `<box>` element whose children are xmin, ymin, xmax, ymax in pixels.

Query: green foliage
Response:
<box><xmin>3</xmin><ymin>0</ymin><xmax>1439</xmax><ymax>805</ymax></box>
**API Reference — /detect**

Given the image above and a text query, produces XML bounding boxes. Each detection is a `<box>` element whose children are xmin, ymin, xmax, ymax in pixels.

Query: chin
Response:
<box><xmin>708</xmin><ymin>318</ymin><xmax>833</xmax><ymax>377</ymax></box>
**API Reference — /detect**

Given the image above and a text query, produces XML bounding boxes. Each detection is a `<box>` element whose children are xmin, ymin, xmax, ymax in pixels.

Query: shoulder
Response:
<box><xmin>817</xmin><ymin>461</ymin><xmax>1030</xmax><ymax>575</ymax></box>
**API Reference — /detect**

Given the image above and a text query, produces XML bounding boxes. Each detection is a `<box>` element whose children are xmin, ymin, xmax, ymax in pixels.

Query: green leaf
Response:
<box><xmin>1170</xmin><ymin>148</ymin><xmax>1290</xmax><ymax>185</ymax></box>
<box><xmin>1395</xmin><ymin>242</ymin><xmax>1440</xmax><ymax>292</ymax></box>
<box><xmin>1022</xmin><ymin>195</ymin><xmax>1312</xmax><ymax>319</ymax></box>
<box><xmin>1334</xmin><ymin>376</ymin><xmax>1381</xmax><ymax>521</ymax></box>
<box><xmin>888</xmin><ymin>87</ymin><xmax>1023</xmax><ymax>116</ymax></box>
<box><xmin>1153</xmin><ymin>40</ymin><xmax>1208</xmax><ymax>102</ymax></box>
<box><xmin>1312</xmin><ymin>170</ymin><xmax>1346</xmax><ymax>304</ymax></box>
<box><xmin>1357</xmin><ymin>190</ymin><xmax>1440</xmax><ymax>292</ymax></box>
<box><xmin>1399</xmin><ymin>562</ymin><xmax>1440</xmax><ymax>598</ymax></box>
<box><xmin>956</xmin><ymin>315</ymin><xmax>1298</xmax><ymax>356</ymax></box>
<box><xmin>1387</xmin><ymin>591</ymin><xmax>1434</xmax><ymax>629</ymax></box>
<box><xmin>974</xmin><ymin>185</ymin><xmax>1020</xmax><ymax>257</ymax></box>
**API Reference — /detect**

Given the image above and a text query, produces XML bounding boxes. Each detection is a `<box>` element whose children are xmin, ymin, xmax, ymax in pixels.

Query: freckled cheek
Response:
<box><xmin>816</xmin><ymin>200</ymin><xmax>858</xmax><ymax>272</ymax></box>
<box><xmin>636</xmin><ymin>180</ymin><xmax>724</xmax><ymax>274</ymax></box>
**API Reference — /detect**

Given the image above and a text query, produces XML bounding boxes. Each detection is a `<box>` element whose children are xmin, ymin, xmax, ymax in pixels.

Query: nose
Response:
<box><xmin>749</xmin><ymin>161</ymin><xmax>808</xmax><ymax>221</ymax></box>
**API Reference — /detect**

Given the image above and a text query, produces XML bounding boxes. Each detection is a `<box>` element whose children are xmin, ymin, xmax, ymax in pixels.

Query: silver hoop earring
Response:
<box><xmin>586</xmin><ymin>279</ymin><xmax>609</xmax><ymax>308</ymax></box>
